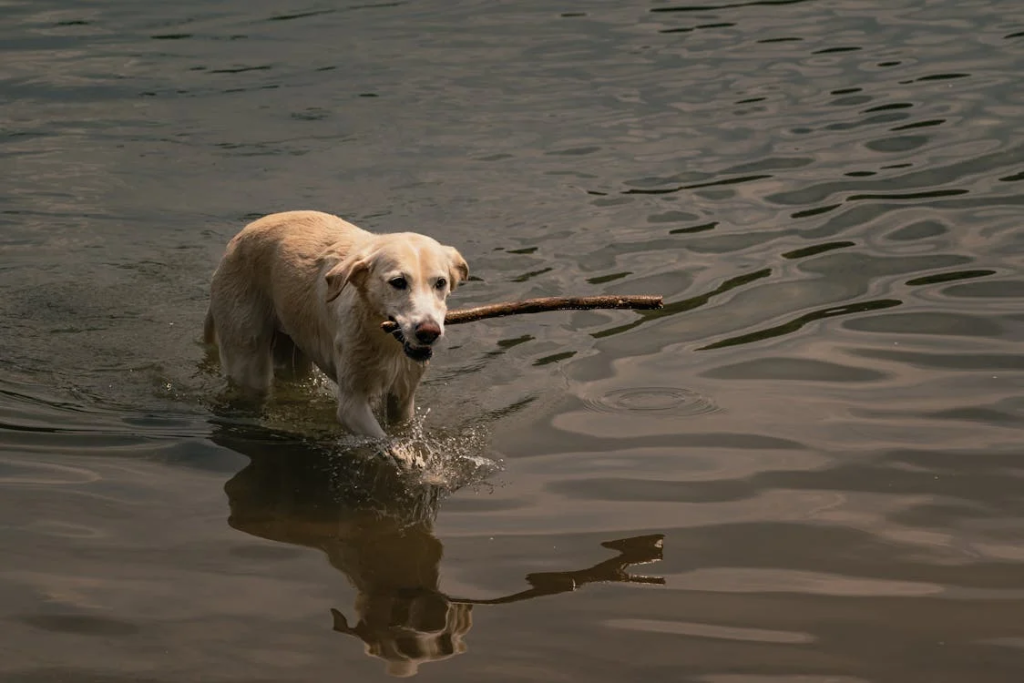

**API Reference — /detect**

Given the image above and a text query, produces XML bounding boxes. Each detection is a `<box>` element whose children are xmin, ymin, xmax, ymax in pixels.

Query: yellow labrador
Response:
<box><xmin>205</xmin><ymin>211</ymin><xmax>468</xmax><ymax>441</ymax></box>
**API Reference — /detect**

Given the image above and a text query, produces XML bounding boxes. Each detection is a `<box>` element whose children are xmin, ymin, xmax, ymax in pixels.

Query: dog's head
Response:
<box><xmin>332</xmin><ymin>595</ymin><xmax>473</xmax><ymax>677</ymax></box>
<box><xmin>325</xmin><ymin>233</ymin><xmax>469</xmax><ymax>362</ymax></box>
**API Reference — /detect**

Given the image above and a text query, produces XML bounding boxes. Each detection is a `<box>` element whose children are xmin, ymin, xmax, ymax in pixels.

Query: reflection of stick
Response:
<box><xmin>380</xmin><ymin>295</ymin><xmax>663</xmax><ymax>334</ymax></box>
<box><xmin>448</xmin><ymin>533</ymin><xmax>665</xmax><ymax>606</ymax></box>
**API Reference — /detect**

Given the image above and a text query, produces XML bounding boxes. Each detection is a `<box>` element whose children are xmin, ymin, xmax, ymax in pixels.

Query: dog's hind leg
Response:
<box><xmin>271</xmin><ymin>330</ymin><xmax>314</xmax><ymax>380</ymax></box>
<box><xmin>220</xmin><ymin>333</ymin><xmax>274</xmax><ymax>394</ymax></box>
<box><xmin>210</xmin><ymin>292</ymin><xmax>276</xmax><ymax>394</ymax></box>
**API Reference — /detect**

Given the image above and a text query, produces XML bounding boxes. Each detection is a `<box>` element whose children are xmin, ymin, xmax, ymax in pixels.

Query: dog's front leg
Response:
<box><xmin>338</xmin><ymin>393</ymin><xmax>424</xmax><ymax>469</ymax></box>
<box><xmin>385</xmin><ymin>391</ymin><xmax>416</xmax><ymax>426</ymax></box>
<box><xmin>385</xmin><ymin>370</ymin><xmax>424</xmax><ymax>427</ymax></box>
<box><xmin>335</xmin><ymin>391</ymin><xmax>387</xmax><ymax>440</ymax></box>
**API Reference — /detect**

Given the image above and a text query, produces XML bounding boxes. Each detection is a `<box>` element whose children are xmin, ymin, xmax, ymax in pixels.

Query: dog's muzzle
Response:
<box><xmin>388</xmin><ymin>319</ymin><xmax>434</xmax><ymax>362</ymax></box>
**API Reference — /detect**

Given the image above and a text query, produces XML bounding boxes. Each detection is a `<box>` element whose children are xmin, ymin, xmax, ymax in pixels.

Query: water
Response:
<box><xmin>2</xmin><ymin>0</ymin><xmax>1024</xmax><ymax>680</ymax></box>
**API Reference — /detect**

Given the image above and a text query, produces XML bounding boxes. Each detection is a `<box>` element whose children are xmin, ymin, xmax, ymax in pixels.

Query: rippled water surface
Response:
<box><xmin>3</xmin><ymin>0</ymin><xmax>1024</xmax><ymax>680</ymax></box>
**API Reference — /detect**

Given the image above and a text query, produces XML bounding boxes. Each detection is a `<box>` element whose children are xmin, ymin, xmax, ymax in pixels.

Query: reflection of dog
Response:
<box><xmin>217</xmin><ymin>425</ymin><xmax>664</xmax><ymax>677</ymax></box>
<box><xmin>205</xmin><ymin>211</ymin><xmax>469</xmax><ymax>443</ymax></box>
<box><xmin>220</xmin><ymin>427</ymin><xmax>473</xmax><ymax>676</ymax></box>
<box><xmin>329</xmin><ymin>547</ymin><xmax>473</xmax><ymax>677</ymax></box>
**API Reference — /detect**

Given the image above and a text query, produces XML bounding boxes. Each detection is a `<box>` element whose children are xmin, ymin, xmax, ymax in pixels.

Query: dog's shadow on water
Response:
<box><xmin>213</xmin><ymin>424</ymin><xmax>665</xmax><ymax>677</ymax></box>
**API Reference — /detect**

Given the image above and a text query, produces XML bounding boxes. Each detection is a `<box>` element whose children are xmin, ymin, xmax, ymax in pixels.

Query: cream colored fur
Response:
<box><xmin>205</xmin><ymin>210</ymin><xmax>468</xmax><ymax>444</ymax></box>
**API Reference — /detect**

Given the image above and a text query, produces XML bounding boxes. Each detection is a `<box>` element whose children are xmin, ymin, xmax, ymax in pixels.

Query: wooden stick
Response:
<box><xmin>380</xmin><ymin>295</ymin><xmax>663</xmax><ymax>334</ymax></box>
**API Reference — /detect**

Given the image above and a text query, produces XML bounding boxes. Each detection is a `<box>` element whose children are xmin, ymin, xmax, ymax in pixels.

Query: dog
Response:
<box><xmin>204</xmin><ymin>210</ymin><xmax>468</xmax><ymax>444</ymax></box>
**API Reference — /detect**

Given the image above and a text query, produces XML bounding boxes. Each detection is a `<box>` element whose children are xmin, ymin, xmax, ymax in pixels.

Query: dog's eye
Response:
<box><xmin>389</xmin><ymin>277</ymin><xmax>408</xmax><ymax>290</ymax></box>
<box><xmin>435</xmin><ymin>278</ymin><xmax>447</xmax><ymax>290</ymax></box>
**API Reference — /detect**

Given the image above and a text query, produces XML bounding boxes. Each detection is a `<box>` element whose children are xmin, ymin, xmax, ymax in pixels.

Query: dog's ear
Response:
<box><xmin>330</xmin><ymin>608</ymin><xmax>355</xmax><ymax>635</ymax></box>
<box><xmin>446</xmin><ymin>247</ymin><xmax>469</xmax><ymax>290</ymax></box>
<box><xmin>325</xmin><ymin>254</ymin><xmax>371</xmax><ymax>302</ymax></box>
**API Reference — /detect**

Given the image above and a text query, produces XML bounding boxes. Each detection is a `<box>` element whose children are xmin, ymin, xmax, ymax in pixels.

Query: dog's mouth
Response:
<box><xmin>402</xmin><ymin>343</ymin><xmax>433</xmax><ymax>362</ymax></box>
<box><xmin>388</xmin><ymin>318</ymin><xmax>434</xmax><ymax>362</ymax></box>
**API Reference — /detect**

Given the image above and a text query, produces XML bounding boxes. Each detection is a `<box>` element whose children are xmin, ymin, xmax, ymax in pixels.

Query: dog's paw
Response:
<box><xmin>386</xmin><ymin>443</ymin><xmax>426</xmax><ymax>470</ymax></box>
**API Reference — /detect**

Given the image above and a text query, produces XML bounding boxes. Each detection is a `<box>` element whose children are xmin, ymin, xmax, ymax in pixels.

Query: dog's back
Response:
<box><xmin>205</xmin><ymin>211</ymin><xmax>369</xmax><ymax>389</ymax></box>
<box><xmin>216</xmin><ymin>211</ymin><xmax>367</xmax><ymax>289</ymax></box>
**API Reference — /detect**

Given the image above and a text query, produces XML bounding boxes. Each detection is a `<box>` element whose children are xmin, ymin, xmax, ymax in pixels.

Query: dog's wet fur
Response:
<box><xmin>205</xmin><ymin>211</ymin><xmax>468</xmax><ymax>462</ymax></box>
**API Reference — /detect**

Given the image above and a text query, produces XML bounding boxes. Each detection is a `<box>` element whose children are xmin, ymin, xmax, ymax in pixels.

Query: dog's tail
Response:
<box><xmin>203</xmin><ymin>308</ymin><xmax>217</xmax><ymax>345</ymax></box>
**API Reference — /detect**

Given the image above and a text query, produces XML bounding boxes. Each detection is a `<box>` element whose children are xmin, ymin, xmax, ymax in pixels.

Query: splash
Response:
<box><xmin>336</xmin><ymin>408</ymin><xmax>503</xmax><ymax>492</ymax></box>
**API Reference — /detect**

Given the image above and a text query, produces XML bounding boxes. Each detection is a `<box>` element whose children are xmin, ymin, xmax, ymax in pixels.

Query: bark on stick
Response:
<box><xmin>380</xmin><ymin>295</ymin><xmax>663</xmax><ymax>334</ymax></box>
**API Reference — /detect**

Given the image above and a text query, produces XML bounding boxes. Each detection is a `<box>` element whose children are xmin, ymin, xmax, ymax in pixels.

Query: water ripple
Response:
<box><xmin>582</xmin><ymin>387</ymin><xmax>719</xmax><ymax>418</ymax></box>
<box><xmin>2</xmin><ymin>0</ymin><xmax>1024</xmax><ymax>679</ymax></box>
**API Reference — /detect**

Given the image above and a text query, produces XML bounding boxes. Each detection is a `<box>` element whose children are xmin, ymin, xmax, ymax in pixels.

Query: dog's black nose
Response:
<box><xmin>415</xmin><ymin>321</ymin><xmax>441</xmax><ymax>345</ymax></box>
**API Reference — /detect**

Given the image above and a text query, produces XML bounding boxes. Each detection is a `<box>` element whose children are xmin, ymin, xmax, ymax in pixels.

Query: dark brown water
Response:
<box><xmin>3</xmin><ymin>0</ymin><xmax>1024</xmax><ymax>680</ymax></box>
